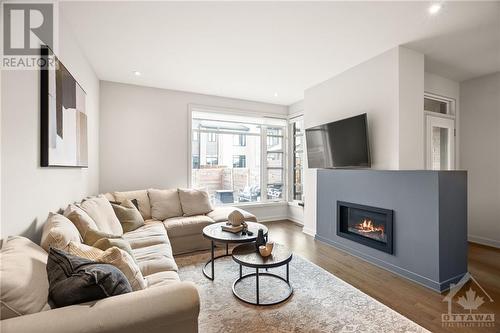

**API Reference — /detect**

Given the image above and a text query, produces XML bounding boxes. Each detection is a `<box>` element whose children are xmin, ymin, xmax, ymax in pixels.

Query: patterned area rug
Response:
<box><xmin>176</xmin><ymin>248</ymin><xmax>429</xmax><ymax>333</ymax></box>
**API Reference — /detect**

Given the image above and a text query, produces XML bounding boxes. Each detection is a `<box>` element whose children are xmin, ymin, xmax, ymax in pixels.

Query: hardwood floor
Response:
<box><xmin>264</xmin><ymin>220</ymin><xmax>500</xmax><ymax>333</ymax></box>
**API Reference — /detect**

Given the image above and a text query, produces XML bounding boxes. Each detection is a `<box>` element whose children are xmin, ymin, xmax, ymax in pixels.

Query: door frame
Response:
<box><xmin>423</xmin><ymin>93</ymin><xmax>458</xmax><ymax>170</ymax></box>
<box><xmin>425</xmin><ymin>113</ymin><xmax>456</xmax><ymax>170</ymax></box>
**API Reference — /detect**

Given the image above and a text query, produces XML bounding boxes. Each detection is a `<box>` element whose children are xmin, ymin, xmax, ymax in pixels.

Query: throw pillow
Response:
<box><xmin>46</xmin><ymin>248</ymin><xmax>131</xmax><ymax>308</ymax></box>
<box><xmin>0</xmin><ymin>237</ymin><xmax>51</xmax><ymax>320</ymax></box>
<box><xmin>98</xmin><ymin>247</ymin><xmax>147</xmax><ymax>291</ymax></box>
<box><xmin>64</xmin><ymin>203</ymin><xmax>99</xmax><ymax>240</ymax></box>
<box><xmin>93</xmin><ymin>237</ymin><xmax>135</xmax><ymax>260</ymax></box>
<box><xmin>80</xmin><ymin>195</ymin><xmax>123</xmax><ymax>236</ymax></box>
<box><xmin>40</xmin><ymin>213</ymin><xmax>82</xmax><ymax>252</ymax></box>
<box><xmin>83</xmin><ymin>228</ymin><xmax>121</xmax><ymax>247</ymax></box>
<box><xmin>113</xmin><ymin>190</ymin><xmax>152</xmax><ymax>220</ymax></box>
<box><xmin>178</xmin><ymin>188</ymin><xmax>213</xmax><ymax>216</ymax></box>
<box><xmin>67</xmin><ymin>241</ymin><xmax>104</xmax><ymax>261</ymax></box>
<box><xmin>148</xmin><ymin>188</ymin><xmax>183</xmax><ymax>220</ymax></box>
<box><xmin>111</xmin><ymin>199</ymin><xmax>145</xmax><ymax>232</ymax></box>
<box><xmin>66</xmin><ymin>242</ymin><xmax>145</xmax><ymax>291</ymax></box>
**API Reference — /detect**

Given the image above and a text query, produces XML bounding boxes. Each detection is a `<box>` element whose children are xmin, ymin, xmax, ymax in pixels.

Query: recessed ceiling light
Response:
<box><xmin>274</xmin><ymin>92</ymin><xmax>278</xmax><ymax>97</ymax></box>
<box><xmin>428</xmin><ymin>3</ymin><xmax>442</xmax><ymax>15</ymax></box>
<box><xmin>133</xmin><ymin>71</ymin><xmax>141</xmax><ymax>76</ymax></box>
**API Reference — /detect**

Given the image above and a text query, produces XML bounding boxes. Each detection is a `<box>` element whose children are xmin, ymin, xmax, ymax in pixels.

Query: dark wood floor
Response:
<box><xmin>265</xmin><ymin>220</ymin><xmax>500</xmax><ymax>333</ymax></box>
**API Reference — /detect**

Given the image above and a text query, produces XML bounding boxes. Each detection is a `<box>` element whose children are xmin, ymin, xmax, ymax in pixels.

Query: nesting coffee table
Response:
<box><xmin>202</xmin><ymin>221</ymin><xmax>268</xmax><ymax>281</ymax></box>
<box><xmin>232</xmin><ymin>243</ymin><xmax>293</xmax><ymax>306</ymax></box>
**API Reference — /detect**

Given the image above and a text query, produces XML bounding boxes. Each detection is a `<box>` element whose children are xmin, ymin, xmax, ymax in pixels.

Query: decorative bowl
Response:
<box><xmin>259</xmin><ymin>241</ymin><xmax>274</xmax><ymax>257</ymax></box>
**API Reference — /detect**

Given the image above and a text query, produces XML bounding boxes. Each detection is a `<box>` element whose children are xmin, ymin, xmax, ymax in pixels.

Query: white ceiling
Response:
<box><xmin>61</xmin><ymin>1</ymin><xmax>500</xmax><ymax>105</ymax></box>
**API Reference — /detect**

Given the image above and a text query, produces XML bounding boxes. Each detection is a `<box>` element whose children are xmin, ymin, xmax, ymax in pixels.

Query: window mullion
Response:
<box><xmin>261</xmin><ymin>125</ymin><xmax>268</xmax><ymax>203</ymax></box>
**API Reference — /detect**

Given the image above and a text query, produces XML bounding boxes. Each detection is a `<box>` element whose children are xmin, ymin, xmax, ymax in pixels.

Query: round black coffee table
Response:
<box><xmin>202</xmin><ymin>222</ymin><xmax>268</xmax><ymax>280</ymax></box>
<box><xmin>232</xmin><ymin>243</ymin><xmax>293</xmax><ymax>306</ymax></box>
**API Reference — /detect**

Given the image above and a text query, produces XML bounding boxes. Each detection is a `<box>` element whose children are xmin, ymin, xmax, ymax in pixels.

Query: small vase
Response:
<box><xmin>255</xmin><ymin>228</ymin><xmax>266</xmax><ymax>251</ymax></box>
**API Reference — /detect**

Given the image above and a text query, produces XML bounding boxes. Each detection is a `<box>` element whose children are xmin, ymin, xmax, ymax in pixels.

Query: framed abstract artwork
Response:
<box><xmin>40</xmin><ymin>46</ymin><xmax>88</xmax><ymax>167</ymax></box>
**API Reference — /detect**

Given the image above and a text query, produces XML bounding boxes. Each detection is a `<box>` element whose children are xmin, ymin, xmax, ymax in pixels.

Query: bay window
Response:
<box><xmin>190</xmin><ymin>109</ymin><xmax>287</xmax><ymax>205</ymax></box>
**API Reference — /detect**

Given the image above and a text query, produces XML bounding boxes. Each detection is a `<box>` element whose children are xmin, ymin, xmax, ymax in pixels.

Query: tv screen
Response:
<box><xmin>305</xmin><ymin>113</ymin><xmax>370</xmax><ymax>169</ymax></box>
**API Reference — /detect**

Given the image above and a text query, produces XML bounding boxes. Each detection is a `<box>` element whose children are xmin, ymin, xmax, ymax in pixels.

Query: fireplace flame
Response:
<box><xmin>355</xmin><ymin>219</ymin><xmax>384</xmax><ymax>236</ymax></box>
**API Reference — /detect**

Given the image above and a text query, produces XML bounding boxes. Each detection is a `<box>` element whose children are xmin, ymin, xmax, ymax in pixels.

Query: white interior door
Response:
<box><xmin>425</xmin><ymin>115</ymin><xmax>455</xmax><ymax>170</ymax></box>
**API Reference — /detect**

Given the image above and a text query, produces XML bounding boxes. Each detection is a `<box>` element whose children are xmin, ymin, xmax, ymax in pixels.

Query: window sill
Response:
<box><xmin>226</xmin><ymin>201</ymin><xmax>288</xmax><ymax>209</ymax></box>
<box><xmin>288</xmin><ymin>201</ymin><xmax>304</xmax><ymax>208</ymax></box>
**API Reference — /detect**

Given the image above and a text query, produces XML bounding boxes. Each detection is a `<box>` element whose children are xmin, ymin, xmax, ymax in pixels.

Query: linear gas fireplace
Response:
<box><xmin>337</xmin><ymin>201</ymin><xmax>394</xmax><ymax>254</ymax></box>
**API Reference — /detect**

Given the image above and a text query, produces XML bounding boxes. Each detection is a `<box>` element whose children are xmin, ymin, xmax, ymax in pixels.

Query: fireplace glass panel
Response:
<box><xmin>348</xmin><ymin>209</ymin><xmax>387</xmax><ymax>243</ymax></box>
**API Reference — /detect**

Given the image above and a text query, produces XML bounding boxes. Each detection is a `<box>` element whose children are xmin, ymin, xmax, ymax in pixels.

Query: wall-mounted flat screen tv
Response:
<box><xmin>305</xmin><ymin>113</ymin><xmax>370</xmax><ymax>169</ymax></box>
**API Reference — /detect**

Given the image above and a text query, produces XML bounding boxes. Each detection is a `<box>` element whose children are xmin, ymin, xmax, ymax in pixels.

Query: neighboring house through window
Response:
<box><xmin>190</xmin><ymin>108</ymin><xmax>287</xmax><ymax>205</ymax></box>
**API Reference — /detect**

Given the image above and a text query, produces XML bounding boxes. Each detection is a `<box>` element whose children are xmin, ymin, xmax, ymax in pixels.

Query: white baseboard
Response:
<box><xmin>258</xmin><ymin>215</ymin><xmax>289</xmax><ymax>223</ymax></box>
<box><xmin>286</xmin><ymin>216</ymin><xmax>304</xmax><ymax>225</ymax></box>
<box><xmin>468</xmin><ymin>235</ymin><xmax>500</xmax><ymax>249</ymax></box>
<box><xmin>302</xmin><ymin>226</ymin><xmax>316</xmax><ymax>237</ymax></box>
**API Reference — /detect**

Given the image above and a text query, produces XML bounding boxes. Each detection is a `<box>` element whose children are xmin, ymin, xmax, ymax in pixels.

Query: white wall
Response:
<box><xmin>0</xmin><ymin>18</ymin><xmax>100</xmax><ymax>241</ymax></box>
<box><xmin>302</xmin><ymin>46</ymin><xmax>425</xmax><ymax>235</ymax></box>
<box><xmin>460</xmin><ymin>72</ymin><xmax>500</xmax><ymax>248</ymax></box>
<box><xmin>425</xmin><ymin>72</ymin><xmax>460</xmax><ymax>100</ymax></box>
<box><xmin>99</xmin><ymin>81</ymin><xmax>288</xmax><ymax>221</ymax></box>
<box><xmin>398</xmin><ymin>48</ymin><xmax>425</xmax><ymax>169</ymax></box>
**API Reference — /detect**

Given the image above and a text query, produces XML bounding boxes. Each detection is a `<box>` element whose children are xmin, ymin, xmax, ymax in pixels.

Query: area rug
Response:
<box><xmin>176</xmin><ymin>249</ymin><xmax>430</xmax><ymax>333</ymax></box>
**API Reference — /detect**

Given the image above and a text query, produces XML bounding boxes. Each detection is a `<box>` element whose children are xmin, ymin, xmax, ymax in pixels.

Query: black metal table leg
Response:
<box><xmin>202</xmin><ymin>241</ymin><xmax>233</xmax><ymax>280</ymax></box>
<box><xmin>211</xmin><ymin>241</ymin><xmax>215</xmax><ymax>279</ymax></box>
<box><xmin>256</xmin><ymin>268</ymin><xmax>260</xmax><ymax>305</ymax></box>
<box><xmin>286</xmin><ymin>263</ymin><xmax>289</xmax><ymax>283</ymax></box>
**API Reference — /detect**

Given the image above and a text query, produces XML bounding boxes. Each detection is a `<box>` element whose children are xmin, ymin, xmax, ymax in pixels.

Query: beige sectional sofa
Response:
<box><xmin>0</xmin><ymin>188</ymin><xmax>257</xmax><ymax>333</ymax></box>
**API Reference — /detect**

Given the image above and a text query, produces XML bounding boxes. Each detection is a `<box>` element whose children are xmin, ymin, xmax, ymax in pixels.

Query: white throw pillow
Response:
<box><xmin>148</xmin><ymin>188</ymin><xmax>183</xmax><ymax>220</ymax></box>
<box><xmin>40</xmin><ymin>212</ymin><xmax>82</xmax><ymax>252</ymax></box>
<box><xmin>80</xmin><ymin>195</ymin><xmax>123</xmax><ymax>236</ymax></box>
<box><xmin>178</xmin><ymin>188</ymin><xmax>213</xmax><ymax>216</ymax></box>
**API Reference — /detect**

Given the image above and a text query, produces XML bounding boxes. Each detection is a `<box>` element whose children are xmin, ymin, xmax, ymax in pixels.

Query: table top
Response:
<box><xmin>202</xmin><ymin>222</ymin><xmax>268</xmax><ymax>243</ymax></box>
<box><xmin>232</xmin><ymin>243</ymin><xmax>292</xmax><ymax>269</ymax></box>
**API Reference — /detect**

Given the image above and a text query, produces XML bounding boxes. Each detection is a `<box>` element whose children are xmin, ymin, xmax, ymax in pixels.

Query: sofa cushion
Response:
<box><xmin>111</xmin><ymin>199</ymin><xmax>145</xmax><ymax>232</ymax></box>
<box><xmin>207</xmin><ymin>206</ymin><xmax>257</xmax><ymax>223</ymax></box>
<box><xmin>122</xmin><ymin>222</ymin><xmax>170</xmax><ymax>249</ymax></box>
<box><xmin>148</xmin><ymin>188</ymin><xmax>183</xmax><ymax>220</ymax></box>
<box><xmin>40</xmin><ymin>212</ymin><xmax>82</xmax><ymax>252</ymax></box>
<box><xmin>47</xmin><ymin>248</ymin><xmax>131</xmax><ymax>308</ymax></box>
<box><xmin>178</xmin><ymin>188</ymin><xmax>213</xmax><ymax>216</ymax></box>
<box><xmin>163</xmin><ymin>215</ymin><xmax>214</xmax><ymax>238</ymax></box>
<box><xmin>145</xmin><ymin>271</ymin><xmax>180</xmax><ymax>288</ymax></box>
<box><xmin>80</xmin><ymin>195</ymin><xmax>123</xmax><ymax>236</ymax></box>
<box><xmin>114</xmin><ymin>190</ymin><xmax>152</xmax><ymax>220</ymax></box>
<box><xmin>64</xmin><ymin>203</ymin><xmax>99</xmax><ymax>240</ymax></box>
<box><xmin>0</xmin><ymin>237</ymin><xmax>51</xmax><ymax>319</ymax></box>
<box><xmin>132</xmin><ymin>243</ymin><xmax>178</xmax><ymax>275</ymax></box>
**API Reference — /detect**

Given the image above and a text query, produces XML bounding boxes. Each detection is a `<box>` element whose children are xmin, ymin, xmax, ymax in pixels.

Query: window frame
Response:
<box><xmin>288</xmin><ymin>114</ymin><xmax>304</xmax><ymax>204</ymax></box>
<box><xmin>188</xmin><ymin>104</ymin><xmax>288</xmax><ymax>206</ymax></box>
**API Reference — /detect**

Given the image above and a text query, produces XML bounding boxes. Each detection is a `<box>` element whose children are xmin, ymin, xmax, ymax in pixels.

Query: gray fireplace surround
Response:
<box><xmin>316</xmin><ymin>169</ymin><xmax>467</xmax><ymax>292</ymax></box>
